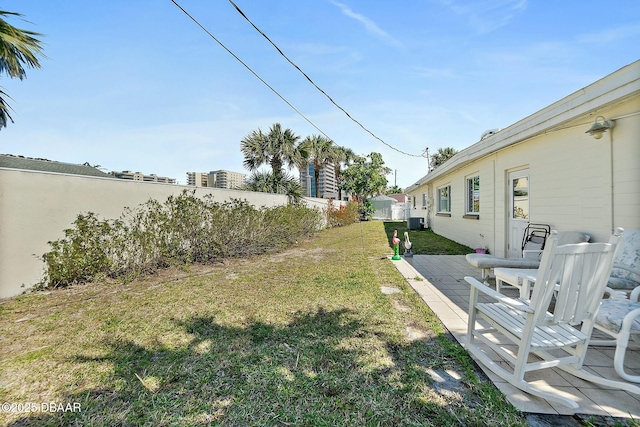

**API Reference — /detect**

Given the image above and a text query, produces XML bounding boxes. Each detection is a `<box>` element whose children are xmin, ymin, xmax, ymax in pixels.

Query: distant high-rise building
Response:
<box><xmin>186</xmin><ymin>172</ymin><xmax>209</xmax><ymax>187</ymax></box>
<box><xmin>111</xmin><ymin>170</ymin><xmax>176</xmax><ymax>184</ymax></box>
<box><xmin>300</xmin><ymin>163</ymin><xmax>338</xmax><ymax>199</ymax></box>
<box><xmin>208</xmin><ymin>170</ymin><xmax>246</xmax><ymax>189</ymax></box>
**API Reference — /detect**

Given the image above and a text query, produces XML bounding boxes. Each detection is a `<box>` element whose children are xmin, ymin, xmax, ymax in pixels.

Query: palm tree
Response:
<box><xmin>243</xmin><ymin>170</ymin><xmax>274</xmax><ymax>193</ymax></box>
<box><xmin>430</xmin><ymin>147</ymin><xmax>458</xmax><ymax>170</ymax></box>
<box><xmin>243</xmin><ymin>170</ymin><xmax>303</xmax><ymax>204</ymax></box>
<box><xmin>299</xmin><ymin>135</ymin><xmax>334</xmax><ymax>198</ymax></box>
<box><xmin>240</xmin><ymin>123</ymin><xmax>303</xmax><ymax>181</ymax></box>
<box><xmin>0</xmin><ymin>10</ymin><xmax>44</xmax><ymax>128</ymax></box>
<box><xmin>329</xmin><ymin>145</ymin><xmax>356</xmax><ymax>201</ymax></box>
<box><xmin>385</xmin><ymin>185</ymin><xmax>404</xmax><ymax>195</ymax></box>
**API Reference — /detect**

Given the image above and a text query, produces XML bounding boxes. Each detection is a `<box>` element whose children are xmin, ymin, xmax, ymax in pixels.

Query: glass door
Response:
<box><xmin>507</xmin><ymin>170</ymin><xmax>529</xmax><ymax>258</ymax></box>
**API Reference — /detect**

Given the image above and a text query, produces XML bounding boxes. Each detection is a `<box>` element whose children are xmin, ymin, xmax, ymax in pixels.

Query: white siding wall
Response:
<box><xmin>408</xmin><ymin>96</ymin><xmax>640</xmax><ymax>255</ymax></box>
<box><xmin>428</xmin><ymin>158</ymin><xmax>497</xmax><ymax>253</ymax></box>
<box><xmin>612</xmin><ymin>107</ymin><xmax>640</xmax><ymax>229</ymax></box>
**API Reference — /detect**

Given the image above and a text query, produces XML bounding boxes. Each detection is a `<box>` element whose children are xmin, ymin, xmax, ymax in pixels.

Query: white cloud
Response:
<box><xmin>285</xmin><ymin>42</ymin><xmax>364</xmax><ymax>74</ymax></box>
<box><xmin>438</xmin><ymin>0</ymin><xmax>527</xmax><ymax>34</ymax></box>
<box><xmin>331</xmin><ymin>1</ymin><xmax>403</xmax><ymax>47</ymax></box>
<box><xmin>577</xmin><ymin>23</ymin><xmax>640</xmax><ymax>45</ymax></box>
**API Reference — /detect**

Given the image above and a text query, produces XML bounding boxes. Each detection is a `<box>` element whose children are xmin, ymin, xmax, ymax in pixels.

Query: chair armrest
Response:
<box><xmin>631</xmin><ymin>286</ymin><xmax>640</xmax><ymax>302</ymax></box>
<box><xmin>612</xmin><ymin>264</ymin><xmax>640</xmax><ymax>279</ymax></box>
<box><xmin>464</xmin><ymin>276</ymin><xmax>534</xmax><ymax>313</ymax></box>
<box><xmin>622</xmin><ymin>308</ymin><xmax>640</xmax><ymax>330</ymax></box>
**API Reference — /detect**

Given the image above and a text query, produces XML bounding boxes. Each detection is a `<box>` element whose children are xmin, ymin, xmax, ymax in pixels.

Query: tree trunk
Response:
<box><xmin>314</xmin><ymin>162</ymin><xmax>320</xmax><ymax>198</ymax></box>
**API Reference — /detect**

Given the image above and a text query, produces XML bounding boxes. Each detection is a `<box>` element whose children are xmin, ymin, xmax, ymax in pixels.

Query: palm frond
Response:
<box><xmin>0</xmin><ymin>11</ymin><xmax>44</xmax><ymax>79</ymax></box>
<box><xmin>0</xmin><ymin>10</ymin><xmax>44</xmax><ymax>130</ymax></box>
<box><xmin>242</xmin><ymin>170</ymin><xmax>302</xmax><ymax>203</ymax></box>
<box><xmin>0</xmin><ymin>86</ymin><xmax>14</xmax><ymax>128</ymax></box>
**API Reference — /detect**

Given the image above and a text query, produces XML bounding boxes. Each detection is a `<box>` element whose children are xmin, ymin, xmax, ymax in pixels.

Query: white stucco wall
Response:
<box><xmin>0</xmin><ymin>169</ymin><xmax>333</xmax><ymax>299</ymax></box>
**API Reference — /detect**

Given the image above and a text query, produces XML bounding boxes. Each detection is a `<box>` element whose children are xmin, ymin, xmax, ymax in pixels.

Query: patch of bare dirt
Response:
<box><xmin>268</xmin><ymin>247</ymin><xmax>335</xmax><ymax>263</ymax></box>
<box><xmin>405</xmin><ymin>320</ymin><xmax>437</xmax><ymax>341</ymax></box>
<box><xmin>392</xmin><ymin>299</ymin><xmax>412</xmax><ymax>313</ymax></box>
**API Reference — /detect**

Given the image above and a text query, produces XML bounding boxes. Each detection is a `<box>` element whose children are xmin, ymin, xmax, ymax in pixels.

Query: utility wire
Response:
<box><xmin>228</xmin><ymin>0</ymin><xmax>424</xmax><ymax>158</ymax></box>
<box><xmin>170</xmin><ymin>0</ymin><xmax>334</xmax><ymax>141</ymax></box>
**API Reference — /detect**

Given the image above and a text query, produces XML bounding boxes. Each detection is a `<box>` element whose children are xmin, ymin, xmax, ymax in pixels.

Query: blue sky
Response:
<box><xmin>2</xmin><ymin>1</ymin><xmax>639</xmax><ymax>188</ymax></box>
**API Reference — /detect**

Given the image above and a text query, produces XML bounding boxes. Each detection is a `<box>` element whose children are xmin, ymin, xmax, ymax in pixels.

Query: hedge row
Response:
<box><xmin>40</xmin><ymin>191</ymin><xmax>324</xmax><ymax>288</ymax></box>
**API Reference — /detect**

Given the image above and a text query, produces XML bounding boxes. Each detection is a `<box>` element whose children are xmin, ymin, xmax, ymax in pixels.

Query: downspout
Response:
<box><xmin>492</xmin><ymin>156</ymin><xmax>497</xmax><ymax>255</ymax></box>
<box><xmin>606</xmin><ymin>111</ymin><xmax>640</xmax><ymax>233</ymax></box>
<box><xmin>609</xmin><ymin>127</ymin><xmax>615</xmax><ymax>233</ymax></box>
<box><xmin>427</xmin><ymin>184</ymin><xmax>432</xmax><ymax>230</ymax></box>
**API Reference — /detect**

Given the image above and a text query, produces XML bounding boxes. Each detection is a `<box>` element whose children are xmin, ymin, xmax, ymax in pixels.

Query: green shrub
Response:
<box><xmin>40</xmin><ymin>191</ymin><xmax>323</xmax><ymax>288</ymax></box>
<box><xmin>326</xmin><ymin>199</ymin><xmax>359</xmax><ymax>228</ymax></box>
<box><xmin>41</xmin><ymin>212</ymin><xmax>114</xmax><ymax>287</ymax></box>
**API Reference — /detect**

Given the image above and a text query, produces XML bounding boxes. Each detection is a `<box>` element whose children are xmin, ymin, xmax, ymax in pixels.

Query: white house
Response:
<box><xmin>407</xmin><ymin>60</ymin><xmax>640</xmax><ymax>256</ymax></box>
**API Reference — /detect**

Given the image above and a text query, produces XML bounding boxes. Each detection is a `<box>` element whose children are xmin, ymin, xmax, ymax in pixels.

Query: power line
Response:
<box><xmin>170</xmin><ymin>0</ymin><xmax>334</xmax><ymax>141</ymax></box>
<box><xmin>227</xmin><ymin>0</ymin><xmax>424</xmax><ymax>158</ymax></box>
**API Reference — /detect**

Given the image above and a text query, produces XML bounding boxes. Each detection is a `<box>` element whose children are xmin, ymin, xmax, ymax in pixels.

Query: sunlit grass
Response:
<box><xmin>0</xmin><ymin>221</ymin><xmax>527</xmax><ymax>426</ymax></box>
<box><xmin>383</xmin><ymin>221</ymin><xmax>474</xmax><ymax>255</ymax></box>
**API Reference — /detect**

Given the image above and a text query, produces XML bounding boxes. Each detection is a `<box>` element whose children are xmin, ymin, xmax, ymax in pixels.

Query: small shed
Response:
<box><xmin>370</xmin><ymin>195</ymin><xmax>397</xmax><ymax>220</ymax></box>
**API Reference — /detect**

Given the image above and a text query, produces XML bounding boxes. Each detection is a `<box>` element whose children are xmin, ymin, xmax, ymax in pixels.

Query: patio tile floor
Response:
<box><xmin>392</xmin><ymin>255</ymin><xmax>640</xmax><ymax>419</ymax></box>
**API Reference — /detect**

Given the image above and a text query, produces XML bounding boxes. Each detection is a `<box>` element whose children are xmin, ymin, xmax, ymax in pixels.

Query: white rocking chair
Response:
<box><xmin>465</xmin><ymin>228</ymin><xmax>640</xmax><ymax>408</ymax></box>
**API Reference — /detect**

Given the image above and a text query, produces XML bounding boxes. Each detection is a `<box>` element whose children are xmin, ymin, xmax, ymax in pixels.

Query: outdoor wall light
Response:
<box><xmin>585</xmin><ymin>116</ymin><xmax>614</xmax><ymax>139</ymax></box>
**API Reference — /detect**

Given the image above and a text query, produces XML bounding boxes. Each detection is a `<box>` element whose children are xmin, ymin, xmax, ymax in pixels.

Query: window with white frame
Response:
<box><xmin>466</xmin><ymin>175</ymin><xmax>480</xmax><ymax>214</ymax></box>
<box><xmin>437</xmin><ymin>186</ymin><xmax>450</xmax><ymax>213</ymax></box>
<box><xmin>422</xmin><ymin>193</ymin><xmax>427</xmax><ymax>209</ymax></box>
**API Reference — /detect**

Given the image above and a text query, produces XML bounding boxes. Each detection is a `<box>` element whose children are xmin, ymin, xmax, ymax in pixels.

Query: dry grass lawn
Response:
<box><xmin>0</xmin><ymin>221</ymin><xmax>528</xmax><ymax>426</ymax></box>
